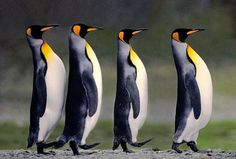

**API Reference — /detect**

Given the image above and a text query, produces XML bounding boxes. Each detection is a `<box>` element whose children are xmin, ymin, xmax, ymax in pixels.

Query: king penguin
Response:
<box><xmin>26</xmin><ymin>25</ymin><xmax>66</xmax><ymax>154</ymax></box>
<box><xmin>170</xmin><ymin>28</ymin><xmax>213</xmax><ymax>153</ymax></box>
<box><xmin>113</xmin><ymin>28</ymin><xmax>151</xmax><ymax>153</ymax></box>
<box><xmin>55</xmin><ymin>24</ymin><xmax>103</xmax><ymax>155</ymax></box>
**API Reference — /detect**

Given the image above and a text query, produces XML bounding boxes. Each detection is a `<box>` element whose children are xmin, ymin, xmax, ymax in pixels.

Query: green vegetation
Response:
<box><xmin>0</xmin><ymin>120</ymin><xmax>235</xmax><ymax>150</ymax></box>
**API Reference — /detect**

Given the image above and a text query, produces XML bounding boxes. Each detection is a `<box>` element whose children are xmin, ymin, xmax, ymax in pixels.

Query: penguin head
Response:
<box><xmin>171</xmin><ymin>28</ymin><xmax>205</xmax><ymax>42</ymax></box>
<box><xmin>118</xmin><ymin>28</ymin><xmax>148</xmax><ymax>44</ymax></box>
<box><xmin>26</xmin><ymin>24</ymin><xmax>59</xmax><ymax>39</ymax></box>
<box><xmin>71</xmin><ymin>23</ymin><xmax>103</xmax><ymax>38</ymax></box>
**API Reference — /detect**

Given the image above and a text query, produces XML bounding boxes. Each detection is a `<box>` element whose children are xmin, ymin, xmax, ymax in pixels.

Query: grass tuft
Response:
<box><xmin>0</xmin><ymin>120</ymin><xmax>235</xmax><ymax>150</ymax></box>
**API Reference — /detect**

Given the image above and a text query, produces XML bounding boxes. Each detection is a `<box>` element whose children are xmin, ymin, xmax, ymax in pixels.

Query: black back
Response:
<box><xmin>26</xmin><ymin>36</ymin><xmax>47</xmax><ymax>147</ymax></box>
<box><xmin>113</xmin><ymin>40</ymin><xmax>140</xmax><ymax>144</ymax></box>
<box><xmin>61</xmin><ymin>32</ymin><xmax>98</xmax><ymax>144</ymax></box>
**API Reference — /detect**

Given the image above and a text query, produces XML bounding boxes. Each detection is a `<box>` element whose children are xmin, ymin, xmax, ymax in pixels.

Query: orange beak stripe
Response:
<box><xmin>40</xmin><ymin>26</ymin><xmax>54</xmax><ymax>32</ymax></box>
<box><xmin>87</xmin><ymin>28</ymin><xmax>98</xmax><ymax>32</ymax></box>
<box><xmin>187</xmin><ymin>30</ymin><xmax>199</xmax><ymax>35</ymax></box>
<box><xmin>132</xmin><ymin>30</ymin><xmax>143</xmax><ymax>35</ymax></box>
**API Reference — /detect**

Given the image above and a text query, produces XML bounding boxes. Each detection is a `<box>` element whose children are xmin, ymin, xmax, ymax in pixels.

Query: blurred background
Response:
<box><xmin>0</xmin><ymin>0</ymin><xmax>235</xmax><ymax>150</ymax></box>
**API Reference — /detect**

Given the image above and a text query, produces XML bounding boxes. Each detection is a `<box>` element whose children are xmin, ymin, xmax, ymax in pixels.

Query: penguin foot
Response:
<box><xmin>38</xmin><ymin>151</ymin><xmax>51</xmax><ymax>155</ymax></box>
<box><xmin>79</xmin><ymin>142</ymin><xmax>100</xmax><ymax>150</ymax></box>
<box><xmin>123</xmin><ymin>149</ymin><xmax>135</xmax><ymax>153</ymax></box>
<box><xmin>36</xmin><ymin>142</ymin><xmax>50</xmax><ymax>155</ymax></box>
<box><xmin>54</xmin><ymin>140</ymin><xmax>66</xmax><ymax>149</ymax></box>
<box><xmin>43</xmin><ymin>141</ymin><xmax>57</xmax><ymax>148</ymax></box>
<box><xmin>187</xmin><ymin>141</ymin><xmax>198</xmax><ymax>152</ymax></box>
<box><xmin>121</xmin><ymin>140</ymin><xmax>134</xmax><ymax>153</ymax></box>
<box><xmin>130</xmin><ymin>138</ymin><xmax>152</xmax><ymax>147</ymax></box>
<box><xmin>172</xmin><ymin>142</ymin><xmax>182</xmax><ymax>153</ymax></box>
<box><xmin>69</xmin><ymin>141</ymin><xmax>80</xmax><ymax>156</ymax></box>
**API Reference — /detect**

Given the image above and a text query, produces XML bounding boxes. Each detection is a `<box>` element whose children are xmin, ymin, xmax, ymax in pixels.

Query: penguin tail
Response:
<box><xmin>112</xmin><ymin>138</ymin><xmax>120</xmax><ymax>150</ymax></box>
<box><xmin>27</xmin><ymin>141</ymin><xmax>34</xmax><ymax>148</ymax></box>
<box><xmin>130</xmin><ymin>138</ymin><xmax>153</xmax><ymax>147</ymax></box>
<box><xmin>27</xmin><ymin>132</ymin><xmax>36</xmax><ymax>148</ymax></box>
<box><xmin>79</xmin><ymin>142</ymin><xmax>100</xmax><ymax>150</ymax></box>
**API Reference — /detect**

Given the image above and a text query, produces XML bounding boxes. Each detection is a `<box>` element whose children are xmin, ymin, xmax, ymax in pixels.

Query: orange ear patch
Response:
<box><xmin>119</xmin><ymin>32</ymin><xmax>125</xmax><ymax>42</ymax></box>
<box><xmin>172</xmin><ymin>32</ymin><xmax>180</xmax><ymax>41</ymax></box>
<box><xmin>73</xmin><ymin>25</ymin><xmax>81</xmax><ymax>36</ymax></box>
<box><xmin>26</xmin><ymin>28</ymin><xmax>32</xmax><ymax>36</ymax></box>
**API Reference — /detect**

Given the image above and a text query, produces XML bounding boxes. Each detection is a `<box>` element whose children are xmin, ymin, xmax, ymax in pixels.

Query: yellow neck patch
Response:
<box><xmin>41</xmin><ymin>42</ymin><xmax>54</xmax><ymax>63</ymax></box>
<box><xmin>85</xmin><ymin>42</ymin><xmax>96</xmax><ymax>64</ymax></box>
<box><xmin>130</xmin><ymin>47</ymin><xmax>140</xmax><ymax>67</ymax></box>
<box><xmin>172</xmin><ymin>32</ymin><xmax>180</xmax><ymax>41</ymax></box>
<box><xmin>73</xmin><ymin>25</ymin><xmax>81</xmax><ymax>36</ymax></box>
<box><xmin>187</xmin><ymin>45</ymin><xmax>204</xmax><ymax>71</ymax></box>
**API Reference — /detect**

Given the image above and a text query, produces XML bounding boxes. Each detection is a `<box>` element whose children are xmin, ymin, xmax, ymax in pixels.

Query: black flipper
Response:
<box><xmin>36</xmin><ymin>67</ymin><xmax>47</xmax><ymax>117</ymax></box>
<box><xmin>185</xmin><ymin>73</ymin><xmax>201</xmax><ymax>119</ymax></box>
<box><xmin>79</xmin><ymin>142</ymin><xmax>100</xmax><ymax>150</ymax></box>
<box><xmin>81</xmin><ymin>71</ymin><xmax>98</xmax><ymax>117</ymax></box>
<box><xmin>27</xmin><ymin>61</ymin><xmax>47</xmax><ymax>148</ymax></box>
<box><xmin>126</xmin><ymin>76</ymin><xmax>140</xmax><ymax>119</ymax></box>
<box><xmin>130</xmin><ymin>138</ymin><xmax>152</xmax><ymax>147</ymax></box>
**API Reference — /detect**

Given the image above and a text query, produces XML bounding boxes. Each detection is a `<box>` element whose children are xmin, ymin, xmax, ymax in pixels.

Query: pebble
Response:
<box><xmin>0</xmin><ymin>149</ymin><xmax>235</xmax><ymax>159</ymax></box>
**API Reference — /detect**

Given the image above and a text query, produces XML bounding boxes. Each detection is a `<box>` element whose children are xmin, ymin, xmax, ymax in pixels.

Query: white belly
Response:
<box><xmin>177</xmin><ymin>50</ymin><xmax>212</xmax><ymax>143</ymax></box>
<box><xmin>195</xmin><ymin>61</ymin><xmax>213</xmax><ymax>128</ymax></box>
<box><xmin>81</xmin><ymin>44</ymin><xmax>102</xmax><ymax>145</ymax></box>
<box><xmin>38</xmin><ymin>55</ymin><xmax>66</xmax><ymax>142</ymax></box>
<box><xmin>128</xmin><ymin>59</ymin><xmax>148</xmax><ymax>142</ymax></box>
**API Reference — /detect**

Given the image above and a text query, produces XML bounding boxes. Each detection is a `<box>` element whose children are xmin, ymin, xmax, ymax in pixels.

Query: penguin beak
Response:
<box><xmin>40</xmin><ymin>24</ymin><xmax>59</xmax><ymax>32</ymax></box>
<box><xmin>187</xmin><ymin>29</ymin><xmax>205</xmax><ymax>35</ymax></box>
<box><xmin>132</xmin><ymin>28</ymin><xmax>148</xmax><ymax>35</ymax></box>
<box><xmin>87</xmin><ymin>26</ymin><xmax>104</xmax><ymax>32</ymax></box>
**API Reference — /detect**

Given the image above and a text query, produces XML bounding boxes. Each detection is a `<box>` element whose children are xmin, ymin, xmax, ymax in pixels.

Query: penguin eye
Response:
<box><xmin>119</xmin><ymin>31</ymin><xmax>125</xmax><ymax>42</ymax></box>
<box><xmin>172</xmin><ymin>32</ymin><xmax>180</xmax><ymax>41</ymax></box>
<box><xmin>26</xmin><ymin>28</ymin><xmax>32</xmax><ymax>36</ymax></box>
<box><xmin>73</xmin><ymin>25</ymin><xmax>81</xmax><ymax>36</ymax></box>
